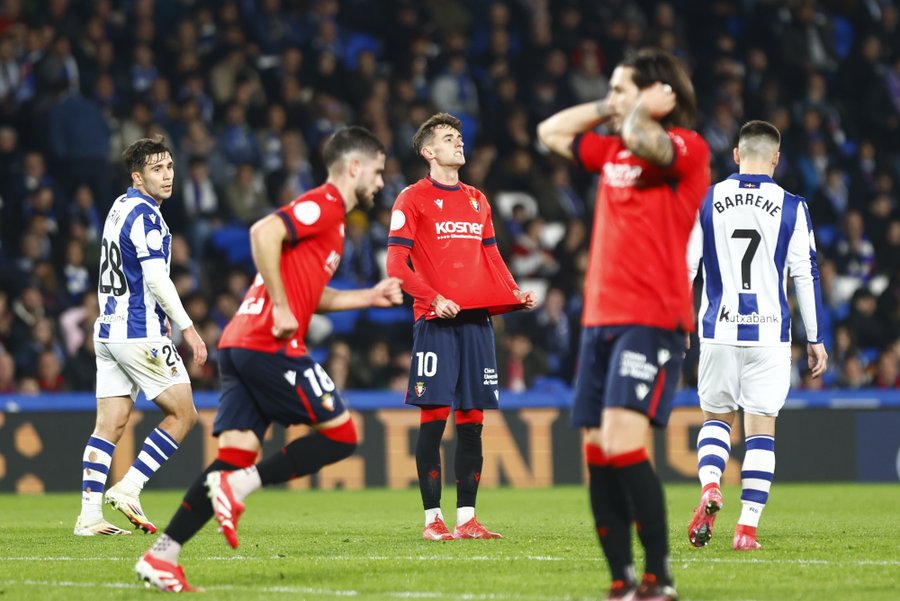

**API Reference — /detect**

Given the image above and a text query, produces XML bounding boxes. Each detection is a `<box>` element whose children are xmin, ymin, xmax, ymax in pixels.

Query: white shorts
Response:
<box><xmin>95</xmin><ymin>340</ymin><xmax>191</xmax><ymax>401</ymax></box>
<box><xmin>697</xmin><ymin>344</ymin><xmax>791</xmax><ymax>417</ymax></box>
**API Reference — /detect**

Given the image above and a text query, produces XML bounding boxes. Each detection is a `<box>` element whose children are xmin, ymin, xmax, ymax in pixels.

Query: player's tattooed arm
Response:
<box><xmin>622</xmin><ymin>103</ymin><xmax>673</xmax><ymax>166</ymax></box>
<box><xmin>537</xmin><ymin>100</ymin><xmax>612</xmax><ymax>160</ymax></box>
<box><xmin>622</xmin><ymin>82</ymin><xmax>677</xmax><ymax>167</ymax></box>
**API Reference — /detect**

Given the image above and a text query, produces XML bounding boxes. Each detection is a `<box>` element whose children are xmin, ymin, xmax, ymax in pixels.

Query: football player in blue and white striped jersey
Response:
<box><xmin>685</xmin><ymin>120</ymin><xmax>828</xmax><ymax>551</ymax></box>
<box><xmin>74</xmin><ymin>137</ymin><xmax>208</xmax><ymax>537</ymax></box>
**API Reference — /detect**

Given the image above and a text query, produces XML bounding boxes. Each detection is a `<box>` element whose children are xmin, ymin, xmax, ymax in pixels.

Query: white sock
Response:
<box><xmin>457</xmin><ymin>506</ymin><xmax>475</xmax><ymax>525</ymax></box>
<box><xmin>697</xmin><ymin>419</ymin><xmax>731</xmax><ymax>488</ymax></box>
<box><xmin>150</xmin><ymin>533</ymin><xmax>182</xmax><ymax>564</ymax></box>
<box><xmin>424</xmin><ymin>507</ymin><xmax>443</xmax><ymax>526</ymax></box>
<box><xmin>81</xmin><ymin>435</ymin><xmax>115</xmax><ymax>520</ymax></box>
<box><xmin>228</xmin><ymin>466</ymin><xmax>262</xmax><ymax>503</ymax></box>
<box><xmin>122</xmin><ymin>428</ymin><xmax>180</xmax><ymax>493</ymax></box>
<box><xmin>739</xmin><ymin>435</ymin><xmax>775</xmax><ymax>528</ymax></box>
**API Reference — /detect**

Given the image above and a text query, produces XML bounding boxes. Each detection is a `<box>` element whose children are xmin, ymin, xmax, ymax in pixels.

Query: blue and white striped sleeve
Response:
<box><xmin>786</xmin><ymin>199</ymin><xmax>825</xmax><ymax>344</ymax></box>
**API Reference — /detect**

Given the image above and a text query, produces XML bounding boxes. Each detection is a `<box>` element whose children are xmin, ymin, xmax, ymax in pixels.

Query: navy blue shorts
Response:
<box><xmin>572</xmin><ymin>325</ymin><xmax>684</xmax><ymax>429</ymax></box>
<box><xmin>405</xmin><ymin>311</ymin><xmax>500</xmax><ymax>410</ymax></box>
<box><xmin>213</xmin><ymin>347</ymin><xmax>348</xmax><ymax>441</ymax></box>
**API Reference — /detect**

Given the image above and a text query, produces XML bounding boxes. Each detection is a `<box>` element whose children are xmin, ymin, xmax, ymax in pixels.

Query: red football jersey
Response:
<box><xmin>219</xmin><ymin>183</ymin><xmax>345</xmax><ymax>356</ymax></box>
<box><xmin>387</xmin><ymin>176</ymin><xmax>521</xmax><ymax>320</ymax></box>
<box><xmin>574</xmin><ymin>127</ymin><xmax>710</xmax><ymax>331</ymax></box>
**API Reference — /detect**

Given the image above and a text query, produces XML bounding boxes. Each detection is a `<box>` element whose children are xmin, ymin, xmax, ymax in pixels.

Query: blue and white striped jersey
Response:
<box><xmin>93</xmin><ymin>187</ymin><xmax>171</xmax><ymax>342</ymax></box>
<box><xmin>687</xmin><ymin>173</ymin><xmax>825</xmax><ymax>346</ymax></box>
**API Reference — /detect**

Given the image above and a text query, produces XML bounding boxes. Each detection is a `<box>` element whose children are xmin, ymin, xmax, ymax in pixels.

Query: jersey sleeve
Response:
<box><xmin>686</xmin><ymin>211</ymin><xmax>703</xmax><ymax>284</ymax></box>
<box><xmin>481</xmin><ymin>191</ymin><xmax>497</xmax><ymax>245</ymax></box>
<box><xmin>387</xmin><ymin>188</ymin><xmax>417</xmax><ymax>248</ymax></box>
<box><xmin>276</xmin><ymin>197</ymin><xmax>340</xmax><ymax>245</ymax></box>
<box><xmin>481</xmin><ymin>198</ymin><xmax>518</xmax><ymax>291</ymax></box>
<box><xmin>129</xmin><ymin>206</ymin><xmax>166</xmax><ymax>262</ymax></box>
<box><xmin>665</xmin><ymin>130</ymin><xmax>711</xmax><ymax>208</ymax></box>
<box><xmin>572</xmin><ymin>131</ymin><xmax>617</xmax><ymax>173</ymax></box>
<box><xmin>787</xmin><ymin>199</ymin><xmax>825</xmax><ymax>344</ymax></box>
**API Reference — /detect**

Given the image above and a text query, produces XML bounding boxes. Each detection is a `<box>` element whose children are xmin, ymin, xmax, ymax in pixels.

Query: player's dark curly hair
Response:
<box><xmin>621</xmin><ymin>48</ymin><xmax>698</xmax><ymax>129</ymax></box>
<box><xmin>122</xmin><ymin>135</ymin><xmax>171</xmax><ymax>174</ymax></box>
<box><xmin>322</xmin><ymin>126</ymin><xmax>385</xmax><ymax>170</ymax></box>
<box><xmin>412</xmin><ymin>112</ymin><xmax>462</xmax><ymax>164</ymax></box>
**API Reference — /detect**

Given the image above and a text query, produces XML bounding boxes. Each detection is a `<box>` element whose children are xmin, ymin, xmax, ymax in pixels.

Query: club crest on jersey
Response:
<box><xmin>415</xmin><ymin>381</ymin><xmax>426</xmax><ymax>397</ymax></box>
<box><xmin>321</xmin><ymin>393</ymin><xmax>334</xmax><ymax>411</ymax></box>
<box><xmin>469</xmin><ymin>197</ymin><xmax>480</xmax><ymax>212</ymax></box>
<box><xmin>170</xmin><ymin>366</ymin><xmax>179</xmax><ymax>376</ymax></box>
<box><xmin>434</xmin><ymin>198</ymin><xmax>443</xmax><ymax>210</ymax></box>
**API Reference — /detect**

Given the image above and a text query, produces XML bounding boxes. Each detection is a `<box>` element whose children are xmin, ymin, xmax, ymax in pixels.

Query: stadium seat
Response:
<box><xmin>539</xmin><ymin>221</ymin><xmax>566</xmax><ymax>248</ymax></box>
<box><xmin>495</xmin><ymin>191</ymin><xmax>539</xmax><ymax>220</ymax></box>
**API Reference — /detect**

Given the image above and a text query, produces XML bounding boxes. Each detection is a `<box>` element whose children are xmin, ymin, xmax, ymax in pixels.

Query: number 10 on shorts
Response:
<box><xmin>415</xmin><ymin>352</ymin><xmax>437</xmax><ymax>377</ymax></box>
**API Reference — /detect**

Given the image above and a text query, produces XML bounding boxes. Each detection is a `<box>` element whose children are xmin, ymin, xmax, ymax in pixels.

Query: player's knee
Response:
<box><xmin>182</xmin><ymin>405</ymin><xmax>199</xmax><ymax>429</ymax></box>
<box><xmin>421</xmin><ymin>405</ymin><xmax>451</xmax><ymax>423</ymax></box>
<box><xmin>319</xmin><ymin>419</ymin><xmax>358</xmax><ymax>460</ymax></box>
<box><xmin>216</xmin><ymin>446</ymin><xmax>258</xmax><ymax>468</ymax></box>
<box><xmin>454</xmin><ymin>408</ymin><xmax>483</xmax><ymax>425</ymax></box>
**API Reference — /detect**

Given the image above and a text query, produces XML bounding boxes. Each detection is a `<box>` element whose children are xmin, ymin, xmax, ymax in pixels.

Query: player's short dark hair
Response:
<box><xmin>123</xmin><ymin>135</ymin><xmax>171</xmax><ymax>174</ymax></box>
<box><xmin>620</xmin><ymin>48</ymin><xmax>697</xmax><ymax>129</ymax></box>
<box><xmin>412</xmin><ymin>113</ymin><xmax>462</xmax><ymax>164</ymax></box>
<box><xmin>739</xmin><ymin>120</ymin><xmax>781</xmax><ymax>147</ymax></box>
<box><xmin>322</xmin><ymin>126</ymin><xmax>385</xmax><ymax>170</ymax></box>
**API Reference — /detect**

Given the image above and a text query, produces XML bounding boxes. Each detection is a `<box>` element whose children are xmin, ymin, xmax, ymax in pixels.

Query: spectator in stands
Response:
<box><xmin>0</xmin><ymin>0</ymin><xmax>897</xmax><ymax>396</ymax></box>
<box><xmin>35</xmin><ymin>348</ymin><xmax>64</xmax><ymax>391</ymax></box>
<box><xmin>0</xmin><ymin>351</ymin><xmax>15</xmax><ymax>393</ymax></box>
<box><xmin>873</xmin><ymin>348</ymin><xmax>899</xmax><ymax>388</ymax></box>
<box><xmin>837</xmin><ymin>353</ymin><xmax>871</xmax><ymax>389</ymax></box>
<box><xmin>509</xmin><ymin>217</ymin><xmax>559</xmax><ymax>279</ymax></box>
<box><xmin>223</xmin><ymin>163</ymin><xmax>269</xmax><ymax>226</ymax></box>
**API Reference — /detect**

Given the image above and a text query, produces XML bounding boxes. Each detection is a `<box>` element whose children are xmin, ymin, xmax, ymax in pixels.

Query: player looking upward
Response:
<box><xmin>75</xmin><ymin>136</ymin><xmax>207</xmax><ymax>537</ymax></box>
<box><xmin>538</xmin><ymin>48</ymin><xmax>710</xmax><ymax>600</ymax></box>
<box><xmin>686</xmin><ymin>120</ymin><xmax>827</xmax><ymax>551</ymax></box>
<box><xmin>135</xmin><ymin>126</ymin><xmax>403</xmax><ymax>592</ymax></box>
<box><xmin>386</xmin><ymin>112</ymin><xmax>536</xmax><ymax>541</ymax></box>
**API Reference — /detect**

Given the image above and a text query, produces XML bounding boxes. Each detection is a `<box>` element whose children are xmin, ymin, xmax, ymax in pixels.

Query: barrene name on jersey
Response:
<box><xmin>713</xmin><ymin>191</ymin><xmax>781</xmax><ymax>218</ymax></box>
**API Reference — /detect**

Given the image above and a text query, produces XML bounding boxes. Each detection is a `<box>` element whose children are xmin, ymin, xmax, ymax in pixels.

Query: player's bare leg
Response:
<box><xmin>107</xmin><ymin>384</ymin><xmax>198</xmax><ymax>534</ymax></box>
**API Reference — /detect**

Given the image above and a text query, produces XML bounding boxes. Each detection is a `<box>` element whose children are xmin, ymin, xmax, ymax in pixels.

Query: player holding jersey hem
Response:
<box><xmin>386</xmin><ymin>113</ymin><xmax>536</xmax><ymax>541</ymax></box>
<box><xmin>685</xmin><ymin>120</ymin><xmax>827</xmax><ymax>551</ymax></box>
<box><xmin>135</xmin><ymin>126</ymin><xmax>402</xmax><ymax>592</ymax></box>
<box><xmin>539</xmin><ymin>48</ymin><xmax>710</xmax><ymax>601</ymax></box>
<box><xmin>75</xmin><ymin>136</ymin><xmax>207</xmax><ymax>537</ymax></box>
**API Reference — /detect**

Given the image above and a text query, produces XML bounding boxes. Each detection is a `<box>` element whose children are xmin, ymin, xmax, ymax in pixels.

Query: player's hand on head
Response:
<box><xmin>638</xmin><ymin>82</ymin><xmax>677</xmax><ymax>120</ymax></box>
<box><xmin>807</xmin><ymin>342</ymin><xmax>828</xmax><ymax>378</ymax></box>
<box><xmin>432</xmin><ymin>294</ymin><xmax>460</xmax><ymax>319</ymax></box>
<box><xmin>183</xmin><ymin>326</ymin><xmax>208</xmax><ymax>366</ymax></box>
<box><xmin>371</xmin><ymin>277</ymin><xmax>404</xmax><ymax>307</ymax></box>
<box><xmin>271</xmin><ymin>303</ymin><xmax>299</xmax><ymax>339</ymax></box>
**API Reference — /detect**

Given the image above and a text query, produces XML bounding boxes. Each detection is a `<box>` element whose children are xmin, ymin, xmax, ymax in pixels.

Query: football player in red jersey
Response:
<box><xmin>135</xmin><ymin>126</ymin><xmax>403</xmax><ymax>592</ymax></box>
<box><xmin>539</xmin><ymin>48</ymin><xmax>710</xmax><ymax>601</ymax></box>
<box><xmin>386</xmin><ymin>113</ymin><xmax>536</xmax><ymax>541</ymax></box>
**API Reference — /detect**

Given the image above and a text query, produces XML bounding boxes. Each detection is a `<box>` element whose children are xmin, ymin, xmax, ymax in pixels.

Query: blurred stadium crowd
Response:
<box><xmin>0</xmin><ymin>0</ymin><xmax>897</xmax><ymax>396</ymax></box>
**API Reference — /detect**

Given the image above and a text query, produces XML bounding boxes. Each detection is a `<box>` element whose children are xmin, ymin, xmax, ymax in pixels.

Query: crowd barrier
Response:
<box><xmin>2</xmin><ymin>388</ymin><xmax>899</xmax><ymax>492</ymax></box>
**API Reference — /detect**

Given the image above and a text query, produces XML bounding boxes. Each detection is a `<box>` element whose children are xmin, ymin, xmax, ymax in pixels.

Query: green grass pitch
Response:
<box><xmin>0</xmin><ymin>483</ymin><xmax>897</xmax><ymax>600</ymax></box>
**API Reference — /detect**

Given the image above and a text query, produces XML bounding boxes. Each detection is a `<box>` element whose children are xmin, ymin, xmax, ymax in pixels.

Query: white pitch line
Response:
<box><xmin>2</xmin><ymin>555</ymin><xmax>899</xmax><ymax>567</ymax></box>
<box><xmin>0</xmin><ymin>580</ymin><xmax>576</xmax><ymax>600</ymax></box>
